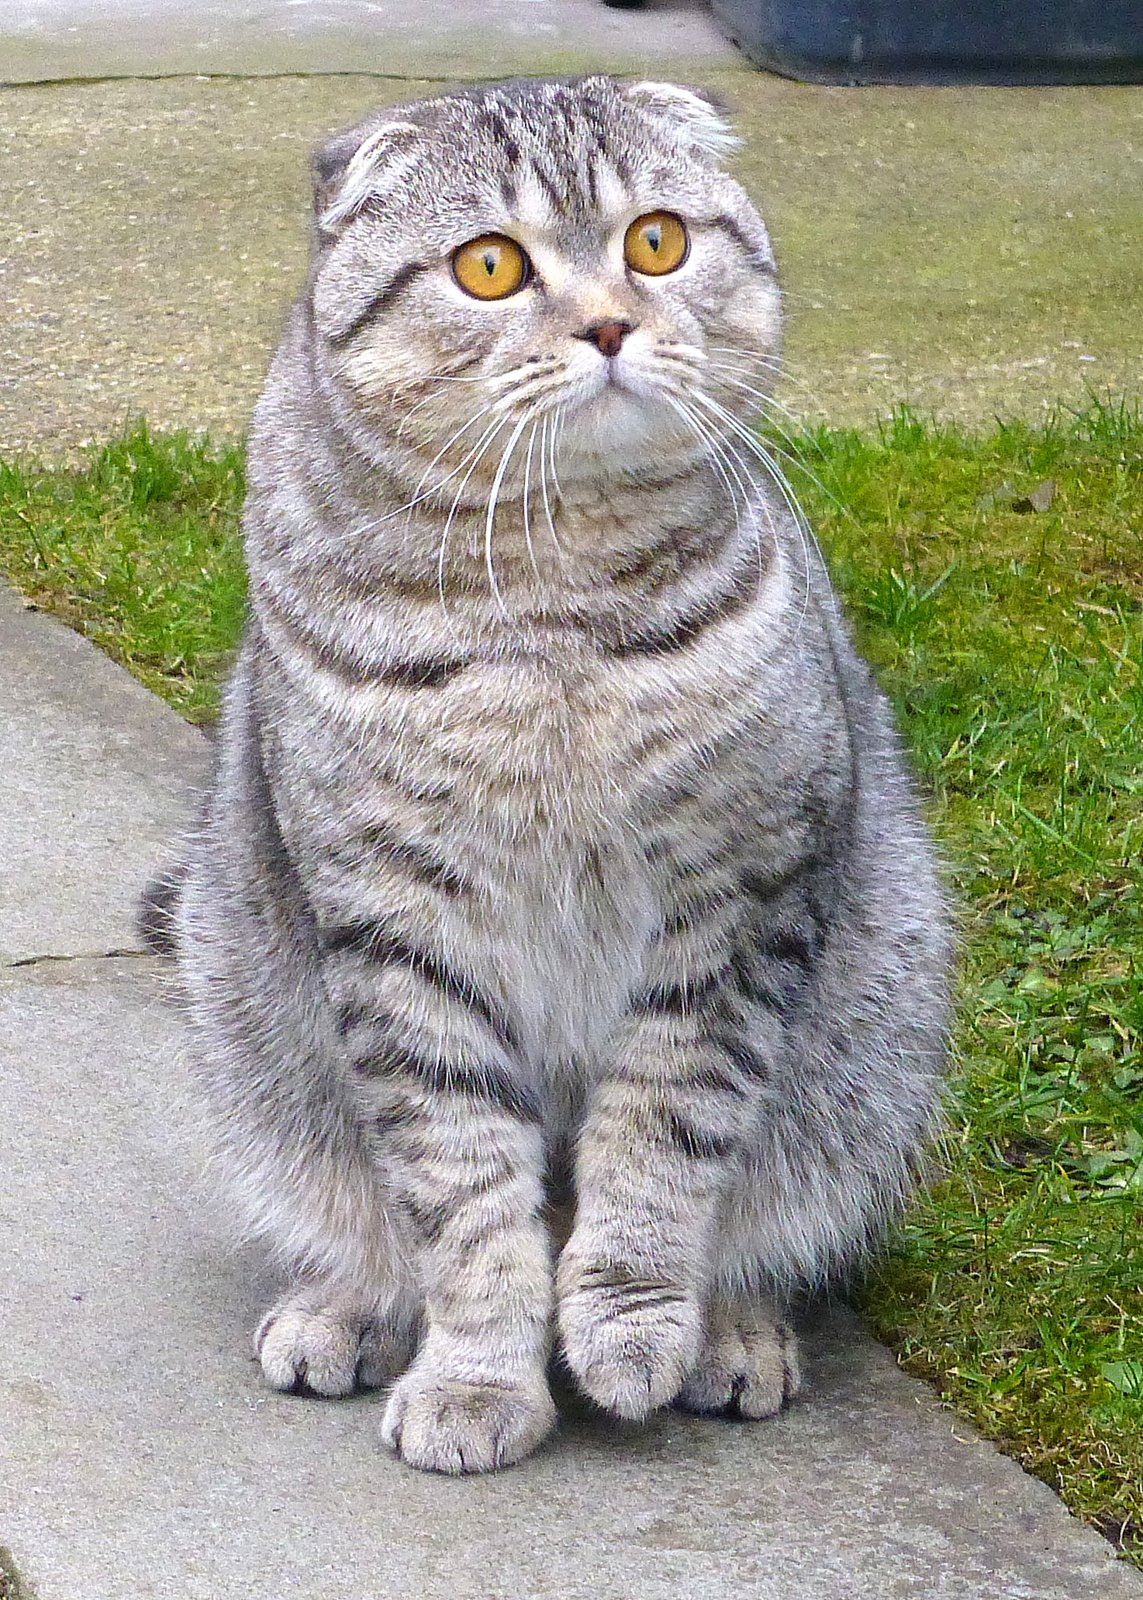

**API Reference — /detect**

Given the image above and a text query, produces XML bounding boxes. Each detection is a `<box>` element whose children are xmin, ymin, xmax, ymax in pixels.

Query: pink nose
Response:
<box><xmin>578</xmin><ymin>319</ymin><xmax>634</xmax><ymax>358</ymax></box>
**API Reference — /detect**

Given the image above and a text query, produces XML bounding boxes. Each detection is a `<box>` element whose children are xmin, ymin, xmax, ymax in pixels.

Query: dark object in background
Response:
<box><xmin>711</xmin><ymin>0</ymin><xmax>1143</xmax><ymax>84</ymax></box>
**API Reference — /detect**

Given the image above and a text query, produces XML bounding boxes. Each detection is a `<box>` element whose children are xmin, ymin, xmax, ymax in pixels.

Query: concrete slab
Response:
<box><xmin>0</xmin><ymin>0</ymin><xmax>738</xmax><ymax>84</ymax></box>
<box><xmin>0</xmin><ymin>587</ymin><xmax>209</xmax><ymax>964</ymax></box>
<box><xmin>4</xmin><ymin>964</ymin><xmax>1142</xmax><ymax>1600</ymax></box>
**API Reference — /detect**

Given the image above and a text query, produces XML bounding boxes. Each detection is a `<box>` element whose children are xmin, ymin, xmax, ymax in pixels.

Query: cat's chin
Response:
<box><xmin>555</xmin><ymin>387</ymin><xmax>703</xmax><ymax>485</ymax></box>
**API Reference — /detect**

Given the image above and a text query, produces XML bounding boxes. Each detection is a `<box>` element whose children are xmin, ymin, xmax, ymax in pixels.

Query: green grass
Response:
<box><xmin>1</xmin><ymin>404</ymin><xmax>1141</xmax><ymax>1558</ymax></box>
<box><xmin>0</xmin><ymin>426</ymin><xmax>246</xmax><ymax>724</ymax></box>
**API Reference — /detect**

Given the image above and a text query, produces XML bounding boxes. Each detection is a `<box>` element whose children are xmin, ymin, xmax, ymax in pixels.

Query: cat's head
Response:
<box><xmin>307</xmin><ymin>77</ymin><xmax>779</xmax><ymax>490</ymax></box>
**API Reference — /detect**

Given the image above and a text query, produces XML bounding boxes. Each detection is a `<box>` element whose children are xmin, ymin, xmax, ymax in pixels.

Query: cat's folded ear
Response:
<box><xmin>624</xmin><ymin>81</ymin><xmax>739</xmax><ymax>162</ymax></box>
<box><xmin>311</xmin><ymin>116</ymin><xmax>422</xmax><ymax>241</ymax></box>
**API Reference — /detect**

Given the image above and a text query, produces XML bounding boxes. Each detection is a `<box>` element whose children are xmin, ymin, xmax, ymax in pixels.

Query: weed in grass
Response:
<box><xmin>1</xmin><ymin>400</ymin><xmax>1141</xmax><ymax>1558</ymax></box>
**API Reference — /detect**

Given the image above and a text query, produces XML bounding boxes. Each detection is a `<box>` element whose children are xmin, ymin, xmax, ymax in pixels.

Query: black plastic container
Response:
<box><xmin>712</xmin><ymin>0</ymin><xmax>1143</xmax><ymax>84</ymax></box>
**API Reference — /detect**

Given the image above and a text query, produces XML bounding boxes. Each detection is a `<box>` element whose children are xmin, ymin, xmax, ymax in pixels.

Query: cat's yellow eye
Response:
<box><xmin>623</xmin><ymin>211</ymin><xmax>689</xmax><ymax>277</ymax></box>
<box><xmin>451</xmin><ymin>234</ymin><xmax>530</xmax><ymax>301</ymax></box>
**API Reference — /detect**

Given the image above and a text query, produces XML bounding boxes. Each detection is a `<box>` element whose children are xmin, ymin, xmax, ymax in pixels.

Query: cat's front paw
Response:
<box><xmin>255</xmin><ymin>1289</ymin><xmax>414</xmax><ymax>1397</ymax></box>
<box><xmin>676</xmin><ymin>1303</ymin><xmax>801</xmax><ymax>1419</ymax></box>
<box><xmin>557</xmin><ymin>1254</ymin><xmax>703</xmax><ymax>1420</ymax></box>
<box><xmin>381</xmin><ymin>1362</ymin><xmax>556</xmax><ymax>1475</ymax></box>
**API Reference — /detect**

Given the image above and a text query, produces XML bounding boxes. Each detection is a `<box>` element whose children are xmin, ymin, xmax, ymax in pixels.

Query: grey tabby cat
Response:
<box><xmin>154</xmin><ymin>76</ymin><xmax>952</xmax><ymax>1475</ymax></box>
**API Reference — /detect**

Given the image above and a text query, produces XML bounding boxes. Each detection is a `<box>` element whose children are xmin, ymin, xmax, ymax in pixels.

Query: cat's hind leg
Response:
<box><xmin>676</xmin><ymin>1296</ymin><xmax>800</xmax><ymax>1419</ymax></box>
<box><xmin>255</xmin><ymin>1282</ymin><xmax>420</xmax><ymax>1397</ymax></box>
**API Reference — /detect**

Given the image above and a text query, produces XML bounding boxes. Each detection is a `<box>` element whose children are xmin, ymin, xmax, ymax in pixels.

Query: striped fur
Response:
<box><xmin>163</xmin><ymin>77</ymin><xmax>952</xmax><ymax>1474</ymax></box>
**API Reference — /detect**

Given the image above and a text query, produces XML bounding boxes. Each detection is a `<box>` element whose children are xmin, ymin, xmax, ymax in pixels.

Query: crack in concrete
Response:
<box><xmin>4</xmin><ymin>947</ymin><xmax>149</xmax><ymax>969</ymax></box>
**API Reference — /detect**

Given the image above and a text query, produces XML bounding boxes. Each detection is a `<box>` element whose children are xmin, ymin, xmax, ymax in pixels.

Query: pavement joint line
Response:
<box><xmin>0</xmin><ymin>68</ymin><xmax>582</xmax><ymax>91</ymax></box>
<box><xmin>4</xmin><ymin>948</ymin><xmax>148</xmax><ymax>969</ymax></box>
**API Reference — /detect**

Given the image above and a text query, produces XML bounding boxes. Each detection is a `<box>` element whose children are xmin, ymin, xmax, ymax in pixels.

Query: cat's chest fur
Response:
<box><xmin>278</xmin><ymin>620</ymin><xmax>768</xmax><ymax>1072</ymax></box>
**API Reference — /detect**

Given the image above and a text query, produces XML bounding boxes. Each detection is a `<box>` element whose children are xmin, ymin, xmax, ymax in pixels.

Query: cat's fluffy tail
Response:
<box><xmin>136</xmin><ymin>861</ymin><xmax>189</xmax><ymax>958</ymax></box>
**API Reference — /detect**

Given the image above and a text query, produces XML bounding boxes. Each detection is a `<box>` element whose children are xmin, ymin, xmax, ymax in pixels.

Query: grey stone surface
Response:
<box><xmin>0</xmin><ymin>586</ymin><xmax>209</xmax><ymax>964</ymax></box>
<box><xmin>3</xmin><ymin>594</ymin><xmax>1142</xmax><ymax>1598</ymax></box>
<box><xmin>0</xmin><ymin>0</ymin><xmax>737</xmax><ymax>84</ymax></box>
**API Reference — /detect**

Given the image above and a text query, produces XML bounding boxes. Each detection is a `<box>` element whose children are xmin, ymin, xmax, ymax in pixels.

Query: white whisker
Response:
<box><xmin>436</xmin><ymin>415</ymin><xmax>513</xmax><ymax>624</ymax></box>
<box><xmin>483</xmin><ymin>414</ymin><xmax>532</xmax><ymax>624</ymax></box>
<box><xmin>521</xmin><ymin>420</ymin><xmax>542</xmax><ymax>587</ymax></box>
<box><xmin>538</xmin><ymin>414</ymin><xmax>561</xmax><ymax>556</ymax></box>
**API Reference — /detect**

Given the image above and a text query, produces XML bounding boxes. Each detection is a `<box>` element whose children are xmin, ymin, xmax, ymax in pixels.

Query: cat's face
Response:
<box><xmin>308</xmin><ymin>78</ymin><xmax>780</xmax><ymax>492</ymax></box>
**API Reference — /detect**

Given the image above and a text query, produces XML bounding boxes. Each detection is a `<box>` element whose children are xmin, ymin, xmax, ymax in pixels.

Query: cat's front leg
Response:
<box><xmin>374</xmin><ymin>1092</ymin><xmax>556</xmax><ymax>1474</ymax></box>
<box><xmin>558</xmin><ymin>1002</ymin><xmax>774</xmax><ymax>1420</ymax></box>
<box><xmin>325</xmin><ymin>930</ymin><xmax>556</xmax><ymax>1474</ymax></box>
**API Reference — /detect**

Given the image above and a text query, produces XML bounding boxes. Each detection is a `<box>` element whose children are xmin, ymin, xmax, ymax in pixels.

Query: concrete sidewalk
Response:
<box><xmin>1</xmin><ymin>0</ymin><xmax>737</xmax><ymax>84</ymax></box>
<box><xmin>3</xmin><ymin>613</ymin><xmax>1143</xmax><ymax>1600</ymax></box>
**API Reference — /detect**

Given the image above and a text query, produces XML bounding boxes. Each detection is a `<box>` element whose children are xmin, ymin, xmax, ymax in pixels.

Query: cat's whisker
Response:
<box><xmin>538</xmin><ymin>414</ymin><xmax>562</xmax><ymax>556</ymax></box>
<box><xmin>664</xmin><ymin>395</ymin><xmax>746</xmax><ymax>529</ymax></box>
<box><xmin>716</xmin><ymin>433</ymin><xmax>773</xmax><ymax>593</ymax></box>
<box><xmin>371</xmin><ymin>406</ymin><xmax>501</xmax><ymax>527</ymax></box>
<box><xmin>689</xmin><ymin>388</ymin><xmax>820</xmax><ymax>637</ymax></box>
<box><xmin>521</xmin><ymin>420</ymin><xmax>542</xmax><ymax>587</ymax></box>
<box><xmin>436</xmin><ymin>414</ymin><xmax>515</xmax><ymax>623</ymax></box>
<box><xmin>707</xmin><ymin>345</ymin><xmax>827</xmax><ymax>412</ymax></box>
<box><xmin>678</xmin><ymin>394</ymin><xmax>770</xmax><ymax>585</ymax></box>
<box><xmin>483</xmin><ymin>413</ymin><xmax>534</xmax><ymax>624</ymax></box>
<box><xmin>706</xmin><ymin>368</ymin><xmax>854</xmax><ymax>523</ymax></box>
<box><xmin>548</xmin><ymin>408</ymin><xmax>566</xmax><ymax>505</ymax></box>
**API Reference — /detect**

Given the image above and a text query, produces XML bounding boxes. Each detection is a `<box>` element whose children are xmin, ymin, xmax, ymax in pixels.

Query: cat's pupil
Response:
<box><xmin>482</xmin><ymin>250</ymin><xmax>497</xmax><ymax>277</ymax></box>
<box><xmin>646</xmin><ymin>225</ymin><xmax>662</xmax><ymax>252</ymax></box>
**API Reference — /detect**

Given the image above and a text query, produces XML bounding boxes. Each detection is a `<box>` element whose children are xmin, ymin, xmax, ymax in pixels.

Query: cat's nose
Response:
<box><xmin>576</xmin><ymin>319</ymin><xmax>635</xmax><ymax>358</ymax></box>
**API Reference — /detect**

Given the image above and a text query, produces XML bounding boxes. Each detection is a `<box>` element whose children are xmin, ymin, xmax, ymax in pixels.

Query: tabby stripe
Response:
<box><xmin>663</xmin><ymin>885</ymin><xmax>735</xmax><ymax>935</ymax></box>
<box><xmin>689</xmin><ymin>1062</ymin><xmax>750</xmax><ymax>1097</ymax></box>
<box><xmin>711</xmin><ymin>213</ymin><xmax>774</xmax><ymax>274</ymax></box>
<box><xmin>351</xmin><ymin>821</ymin><xmax>473</xmax><ymax>898</ymax></box>
<box><xmin>263</xmin><ymin>594</ymin><xmax>467</xmax><ymax>690</ymax></box>
<box><xmin>322</xmin><ymin>920</ymin><xmax>519</xmax><ymax>1055</ymax></box>
<box><xmin>732</xmin><ymin>955</ymin><xmax>806</xmax><ymax>1021</ymax></box>
<box><xmin>606</xmin><ymin>573</ymin><xmax>755</xmax><ymax>658</ymax></box>
<box><xmin>380</xmin><ymin>655</ymin><xmax>467</xmax><ymax>690</ymax></box>
<box><xmin>355</xmin><ymin>1044</ymin><xmax>541</xmax><ymax>1123</ymax></box>
<box><xmin>634</xmin><ymin>962</ymin><xmax>729</xmax><ymax>1016</ymax></box>
<box><xmin>400</xmin><ymin>1193</ymin><xmax>451</xmax><ymax>1245</ymax></box>
<box><xmin>757</xmin><ymin>926</ymin><xmax>820</xmax><ymax>968</ymax></box>
<box><xmin>717</xmin><ymin>1033</ymin><xmax>771</xmax><ymax>1081</ymax></box>
<box><xmin>327</xmin><ymin>261</ymin><xmax>428</xmax><ymax>347</ymax></box>
<box><xmin>666</xmin><ymin>1111</ymin><xmax>737</xmax><ymax>1162</ymax></box>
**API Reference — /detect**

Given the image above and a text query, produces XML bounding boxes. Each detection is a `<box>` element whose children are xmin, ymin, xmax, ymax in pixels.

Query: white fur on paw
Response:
<box><xmin>381</xmin><ymin>1362</ymin><xmax>556</xmax><ymax>1475</ymax></box>
<box><xmin>557</xmin><ymin>1257</ymin><xmax>703</xmax><ymax>1420</ymax></box>
<box><xmin>676</xmin><ymin>1305</ymin><xmax>801</xmax><ymax>1419</ymax></box>
<box><xmin>255</xmin><ymin>1292</ymin><xmax>413</xmax><ymax>1398</ymax></box>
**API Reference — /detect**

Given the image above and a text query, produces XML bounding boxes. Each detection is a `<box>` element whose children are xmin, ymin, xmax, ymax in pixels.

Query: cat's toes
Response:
<box><xmin>557</xmin><ymin>1258</ymin><xmax>703</xmax><ymax>1420</ymax></box>
<box><xmin>676</xmin><ymin>1307</ymin><xmax>801</xmax><ymax>1420</ymax></box>
<box><xmin>381</xmin><ymin>1363</ymin><xmax>556</xmax><ymax>1475</ymax></box>
<box><xmin>255</xmin><ymin>1291</ymin><xmax>412</xmax><ymax>1397</ymax></box>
